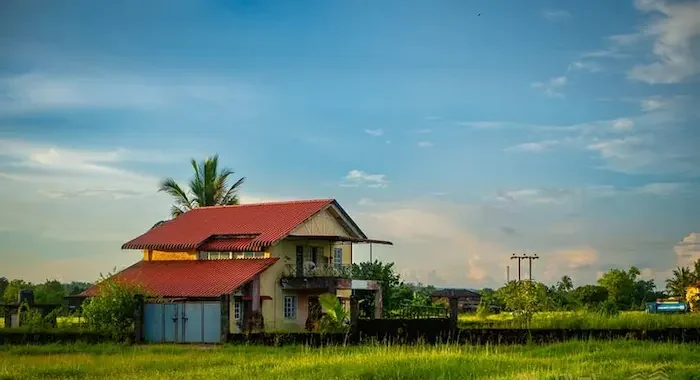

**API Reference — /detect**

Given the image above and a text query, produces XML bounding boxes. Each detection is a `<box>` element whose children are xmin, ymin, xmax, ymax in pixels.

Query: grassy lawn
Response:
<box><xmin>459</xmin><ymin>311</ymin><xmax>700</xmax><ymax>329</ymax></box>
<box><xmin>1</xmin><ymin>341</ymin><xmax>699</xmax><ymax>379</ymax></box>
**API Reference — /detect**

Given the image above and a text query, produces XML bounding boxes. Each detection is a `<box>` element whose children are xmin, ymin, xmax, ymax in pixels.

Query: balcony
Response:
<box><xmin>279</xmin><ymin>263</ymin><xmax>354</xmax><ymax>290</ymax></box>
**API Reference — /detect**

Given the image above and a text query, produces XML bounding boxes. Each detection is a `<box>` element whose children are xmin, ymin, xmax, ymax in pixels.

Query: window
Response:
<box><xmin>283</xmin><ymin>295</ymin><xmax>297</xmax><ymax>319</ymax></box>
<box><xmin>233</xmin><ymin>300</ymin><xmax>241</xmax><ymax>320</ymax></box>
<box><xmin>234</xmin><ymin>252</ymin><xmax>265</xmax><ymax>259</ymax></box>
<box><xmin>333</xmin><ymin>247</ymin><xmax>343</xmax><ymax>268</ymax></box>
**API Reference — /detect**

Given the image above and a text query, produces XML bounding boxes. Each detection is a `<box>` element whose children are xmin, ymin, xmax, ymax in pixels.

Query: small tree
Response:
<box><xmin>81</xmin><ymin>276</ymin><xmax>146</xmax><ymax>342</ymax></box>
<box><xmin>499</xmin><ymin>281</ymin><xmax>547</xmax><ymax>328</ymax></box>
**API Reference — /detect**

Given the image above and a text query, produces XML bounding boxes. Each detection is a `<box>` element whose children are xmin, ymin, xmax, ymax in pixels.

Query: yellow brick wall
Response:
<box><xmin>142</xmin><ymin>249</ymin><xmax>197</xmax><ymax>261</ymax></box>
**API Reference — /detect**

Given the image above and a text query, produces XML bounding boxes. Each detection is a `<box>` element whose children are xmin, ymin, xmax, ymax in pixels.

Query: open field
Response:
<box><xmin>459</xmin><ymin>311</ymin><xmax>700</xmax><ymax>329</ymax></box>
<box><xmin>1</xmin><ymin>341</ymin><xmax>699</xmax><ymax>380</ymax></box>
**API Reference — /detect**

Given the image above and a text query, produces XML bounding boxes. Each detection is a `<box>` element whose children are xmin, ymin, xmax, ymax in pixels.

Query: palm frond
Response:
<box><xmin>158</xmin><ymin>178</ymin><xmax>193</xmax><ymax>214</ymax></box>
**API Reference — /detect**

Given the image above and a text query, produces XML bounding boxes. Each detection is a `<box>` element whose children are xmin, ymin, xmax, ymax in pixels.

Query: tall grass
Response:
<box><xmin>459</xmin><ymin>311</ymin><xmax>700</xmax><ymax>329</ymax></box>
<box><xmin>1</xmin><ymin>340</ymin><xmax>698</xmax><ymax>379</ymax></box>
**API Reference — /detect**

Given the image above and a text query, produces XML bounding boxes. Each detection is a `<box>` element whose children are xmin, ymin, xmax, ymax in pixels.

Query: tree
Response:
<box><xmin>351</xmin><ymin>261</ymin><xmax>402</xmax><ymax>314</ymax></box>
<box><xmin>572</xmin><ymin>285</ymin><xmax>608</xmax><ymax>308</ymax></box>
<box><xmin>556</xmin><ymin>276</ymin><xmax>574</xmax><ymax>293</ymax></box>
<box><xmin>82</xmin><ymin>276</ymin><xmax>147</xmax><ymax>342</ymax></box>
<box><xmin>0</xmin><ymin>277</ymin><xmax>8</xmax><ymax>301</ymax></box>
<box><xmin>597</xmin><ymin>267</ymin><xmax>640</xmax><ymax>310</ymax></box>
<box><xmin>499</xmin><ymin>281</ymin><xmax>548</xmax><ymax>327</ymax></box>
<box><xmin>2</xmin><ymin>279</ymin><xmax>34</xmax><ymax>304</ymax></box>
<box><xmin>665</xmin><ymin>266</ymin><xmax>694</xmax><ymax>300</ymax></box>
<box><xmin>159</xmin><ymin>154</ymin><xmax>245</xmax><ymax>218</ymax></box>
<box><xmin>34</xmin><ymin>280</ymin><xmax>66</xmax><ymax>304</ymax></box>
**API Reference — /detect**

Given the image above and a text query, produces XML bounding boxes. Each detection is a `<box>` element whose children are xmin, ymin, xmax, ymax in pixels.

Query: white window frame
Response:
<box><xmin>283</xmin><ymin>295</ymin><xmax>297</xmax><ymax>320</ymax></box>
<box><xmin>233</xmin><ymin>300</ymin><xmax>241</xmax><ymax>320</ymax></box>
<box><xmin>333</xmin><ymin>247</ymin><xmax>343</xmax><ymax>268</ymax></box>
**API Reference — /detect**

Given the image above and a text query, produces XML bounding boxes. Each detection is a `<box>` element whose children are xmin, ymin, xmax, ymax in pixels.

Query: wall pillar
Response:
<box><xmin>133</xmin><ymin>295</ymin><xmax>144</xmax><ymax>343</ymax></box>
<box><xmin>250</xmin><ymin>275</ymin><xmax>263</xmax><ymax>331</ymax></box>
<box><xmin>220</xmin><ymin>294</ymin><xmax>230</xmax><ymax>343</ymax></box>
<box><xmin>350</xmin><ymin>295</ymin><xmax>359</xmax><ymax>327</ymax></box>
<box><xmin>448</xmin><ymin>297</ymin><xmax>459</xmax><ymax>333</ymax></box>
<box><xmin>374</xmin><ymin>282</ymin><xmax>383</xmax><ymax>319</ymax></box>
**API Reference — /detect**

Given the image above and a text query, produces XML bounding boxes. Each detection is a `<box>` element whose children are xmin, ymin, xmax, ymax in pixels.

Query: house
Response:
<box><xmin>431</xmin><ymin>288</ymin><xmax>481</xmax><ymax>313</ymax></box>
<box><xmin>81</xmin><ymin>199</ymin><xmax>392</xmax><ymax>342</ymax></box>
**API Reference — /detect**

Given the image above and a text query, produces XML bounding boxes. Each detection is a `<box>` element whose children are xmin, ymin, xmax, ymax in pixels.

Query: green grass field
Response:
<box><xmin>1</xmin><ymin>341</ymin><xmax>698</xmax><ymax>379</ymax></box>
<box><xmin>459</xmin><ymin>311</ymin><xmax>700</xmax><ymax>329</ymax></box>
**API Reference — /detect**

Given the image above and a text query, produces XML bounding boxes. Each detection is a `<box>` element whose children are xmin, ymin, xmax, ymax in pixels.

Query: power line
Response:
<box><xmin>510</xmin><ymin>253</ymin><xmax>539</xmax><ymax>281</ymax></box>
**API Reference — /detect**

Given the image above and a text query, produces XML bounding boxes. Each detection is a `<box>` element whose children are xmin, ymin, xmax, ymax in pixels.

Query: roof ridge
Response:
<box><xmin>193</xmin><ymin>198</ymin><xmax>334</xmax><ymax>210</ymax></box>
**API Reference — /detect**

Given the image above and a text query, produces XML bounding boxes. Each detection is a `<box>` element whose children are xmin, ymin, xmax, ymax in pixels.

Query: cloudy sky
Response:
<box><xmin>1</xmin><ymin>0</ymin><xmax>699</xmax><ymax>288</ymax></box>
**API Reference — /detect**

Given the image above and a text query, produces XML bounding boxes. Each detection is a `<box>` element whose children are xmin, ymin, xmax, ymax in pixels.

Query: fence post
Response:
<box><xmin>133</xmin><ymin>295</ymin><xmax>144</xmax><ymax>343</ymax></box>
<box><xmin>220</xmin><ymin>294</ymin><xmax>230</xmax><ymax>343</ymax></box>
<box><xmin>448</xmin><ymin>297</ymin><xmax>458</xmax><ymax>334</ymax></box>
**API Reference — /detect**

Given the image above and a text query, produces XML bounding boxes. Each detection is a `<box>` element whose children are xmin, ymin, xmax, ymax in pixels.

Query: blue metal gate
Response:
<box><xmin>143</xmin><ymin>301</ymin><xmax>221</xmax><ymax>343</ymax></box>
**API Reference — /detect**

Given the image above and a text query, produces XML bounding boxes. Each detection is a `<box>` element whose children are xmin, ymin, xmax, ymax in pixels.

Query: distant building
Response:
<box><xmin>431</xmin><ymin>288</ymin><xmax>481</xmax><ymax>313</ymax></box>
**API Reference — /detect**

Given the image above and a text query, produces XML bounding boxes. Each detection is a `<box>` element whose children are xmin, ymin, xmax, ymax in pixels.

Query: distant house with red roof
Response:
<box><xmin>82</xmin><ymin>199</ymin><xmax>391</xmax><ymax>342</ymax></box>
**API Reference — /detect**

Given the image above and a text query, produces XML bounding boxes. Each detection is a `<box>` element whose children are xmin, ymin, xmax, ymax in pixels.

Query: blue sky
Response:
<box><xmin>1</xmin><ymin>0</ymin><xmax>699</xmax><ymax>288</ymax></box>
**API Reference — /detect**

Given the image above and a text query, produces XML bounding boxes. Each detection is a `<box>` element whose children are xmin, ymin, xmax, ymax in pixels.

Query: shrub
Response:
<box><xmin>81</xmin><ymin>278</ymin><xmax>146</xmax><ymax>342</ymax></box>
<box><xmin>318</xmin><ymin>293</ymin><xmax>350</xmax><ymax>333</ymax></box>
<box><xmin>598</xmin><ymin>299</ymin><xmax>620</xmax><ymax>317</ymax></box>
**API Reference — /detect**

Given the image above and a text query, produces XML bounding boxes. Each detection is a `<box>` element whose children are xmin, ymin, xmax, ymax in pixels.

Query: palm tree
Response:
<box><xmin>159</xmin><ymin>154</ymin><xmax>245</xmax><ymax>218</ymax></box>
<box><xmin>665</xmin><ymin>266</ymin><xmax>694</xmax><ymax>299</ymax></box>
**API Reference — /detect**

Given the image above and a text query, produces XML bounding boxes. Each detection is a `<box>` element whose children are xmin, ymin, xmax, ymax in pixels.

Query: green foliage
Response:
<box><xmin>2</xmin><ymin>280</ymin><xmax>33</xmax><ymax>304</ymax></box>
<box><xmin>3</xmin><ymin>341</ymin><xmax>700</xmax><ymax>379</ymax></box>
<box><xmin>351</xmin><ymin>260</ymin><xmax>402</xmax><ymax>314</ymax></box>
<box><xmin>571</xmin><ymin>285</ymin><xmax>609</xmax><ymax>308</ymax></box>
<box><xmin>0</xmin><ymin>277</ymin><xmax>8</xmax><ymax>301</ymax></box>
<box><xmin>459</xmin><ymin>310</ymin><xmax>700</xmax><ymax>329</ymax></box>
<box><xmin>665</xmin><ymin>266</ymin><xmax>695</xmax><ymax>300</ymax></box>
<box><xmin>498</xmin><ymin>281</ymin><xmax>548</xmax><ymax>327</ymax></box>
<box><xmin>318</xmin><ymin>293</ymin><xmax>349</xmax><ymax>333</ymax></box>
<box><xmin>81</xmin><ymin>276</ymin><xmax>146</xmax><ymax>342</ymax></box>
<box><xmin>159</xmin><ymin>154</ymin><xmax>245</xmax><ymax>218</ymax></box>
<box><xmin>34</xmin><ymin>280</ymin><xmax>65</xmax><ymax>304</ymax></box>
<box><xmin>598</xmin><ymin>299</ymin><xmax>620</xmax><ymax>316</ymax></box>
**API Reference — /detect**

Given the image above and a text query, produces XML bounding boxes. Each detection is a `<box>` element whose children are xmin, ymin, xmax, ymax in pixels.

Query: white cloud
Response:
<box><xmin>504</xmin><ymin>140</ymin><xmax>560</xmax><ymax>153</ymax></box>
<box><xmin>674</xmin><ymin>232</ymin><xmax>700</xmax><ymax>268</ymax></box>
<box><xmin>417</xmin><ymin>141</ymin><xmax>434</xmax><ymax>148</ymax></box>
<box><xmin>568</xmin><ymin>61</ymin><xmax>604</xmax><ymax>73</ymax></box>
<box><xmin>458</xmin><ymin>121</ymin><xmax>516</xmax><ymax>129</ymax></box>
<box><xmin>628</xmin><ymin>0</ymin><xmax>700</xmax><ymax>84</ymax></box>
<box><xmin>541</xmin><ymin>248</ymin><xmax>599</xmax><ymax>282</ymax></box>
<box><xmin>531</xmin><ymin>76</ymin><xmax>567</xmax><ymax>98</ymax></box>
<box><xmin>541</xmin><ymin>9</ymin><xmax>572</xmax><ymax>22</ymax></box>
<box><xmin>0</xmin><ymin>73</ymin><xmax>260</xmax><ymax>115</ymax></box>
<box><xmin>612</xmin><ymin>118</ymin><xmax>635</xmax><ymax>131</ymax></box>
<box><xmin>492</xmin><ymin>188</ymin><xmax>579</xmax><ymax>206</ymax></box>
<box><xmin>341</xmin><ymin>169</ymin><xmax>389</xmax><ymax>188</ymax></box>
<box><xmin>641</xmin><ymin>97</ymin><xmax>667</xmax><ymax>112</ymax></box>
<box><xmin>586</xmin><ymin>182</ymin><xmax>687</xmax><ymax>197</ymax></box>
<box><xmin>353</xmin><ymin>201</ymin><xmax>506</xmax><ymax>285</ymax></box>
<box><xmin>635</xmin><ymin>182</ymin><xmax>686</xmax><ymax>196</ymax></box>
<box><xmin>364</xmin><ymin>129</ymin><xmax>384</xmax><ymax>137</ymax></box>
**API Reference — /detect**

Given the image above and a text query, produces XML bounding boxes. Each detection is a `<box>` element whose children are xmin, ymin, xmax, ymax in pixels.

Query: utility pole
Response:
<box><xmin>369</xmin><ymin>243</ymin><xmax>373</xmax><ymax>262</ymax></box>
<box><xmin>510</xmin><ymin>253</ymin><xmax>539</xmax><ymax>281</ymax></box>
<box><xmin>506</xmin><ymin>265</ymin><xmax>510</xmax><ymax>283</ymax></box>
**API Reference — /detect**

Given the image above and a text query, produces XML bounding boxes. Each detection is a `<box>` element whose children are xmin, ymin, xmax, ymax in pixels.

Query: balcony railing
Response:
<box><xmin>283</xmin><ymin>263</ymin><xmax>353</xmax><ymax>278</ymax></box>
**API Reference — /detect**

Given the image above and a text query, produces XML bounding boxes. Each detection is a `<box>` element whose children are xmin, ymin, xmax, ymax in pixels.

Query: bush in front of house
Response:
<box><xmin>81</xmin><ymin>277</ymin><xmax>145</xmax><ymax>342</ymax></box>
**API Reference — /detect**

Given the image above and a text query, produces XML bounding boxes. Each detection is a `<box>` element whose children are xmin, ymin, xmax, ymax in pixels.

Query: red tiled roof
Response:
<box><xmin>122</xmin><ymin>199</ymin><xmax>337</xmax><ymax>251</ymax></box>
<box><xmin>197</xmin><ymin>237</ymin><xmax>260</xmax><ymax>252</ymax></box>
<box><xmin>81</xmin><ymin>258</ymin><xmax>279</xmax><ymax>298</ymax></box>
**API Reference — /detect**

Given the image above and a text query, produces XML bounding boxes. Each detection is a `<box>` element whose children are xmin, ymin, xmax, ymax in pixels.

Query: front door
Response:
<box><xmin>143</xmin><ymin>301</ymin><xmax>221</xmax><ymax>343</ymax></box>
